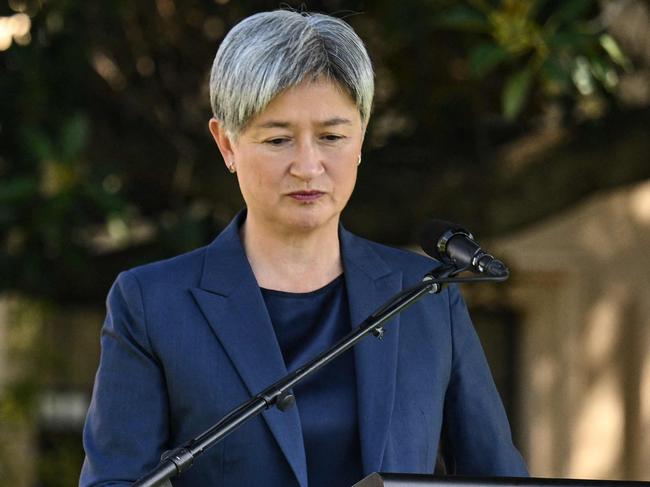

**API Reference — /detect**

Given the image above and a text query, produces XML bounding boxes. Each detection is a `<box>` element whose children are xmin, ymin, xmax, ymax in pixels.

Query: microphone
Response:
<box><xmin>420</xmin><ymin>220</ymin><xmax>509</xmax><ymax>278</ymax></box>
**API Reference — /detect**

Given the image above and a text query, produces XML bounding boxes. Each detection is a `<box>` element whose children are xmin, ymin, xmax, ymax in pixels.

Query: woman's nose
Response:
<box><xmin>289</xmin><ymin>141</ymin><xmax>325</xmax><ymax>180</ymax></box>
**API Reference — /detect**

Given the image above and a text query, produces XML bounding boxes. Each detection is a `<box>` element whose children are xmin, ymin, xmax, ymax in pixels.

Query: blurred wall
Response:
<box><xmin>0</xmin><ymin>297</ymin><xmax>102</xmax><ymax>486</ymax></box>
<box><xmin>489</xmin><ymin>179</ymin><xmax>650</xmax><ymax>479</ymax></box>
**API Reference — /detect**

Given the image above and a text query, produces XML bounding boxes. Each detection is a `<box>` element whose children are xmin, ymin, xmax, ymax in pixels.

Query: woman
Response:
<box><xmin>80</xmin><ymin>10</ymin><xmax>528</xmax><ymax>487</ymax></box>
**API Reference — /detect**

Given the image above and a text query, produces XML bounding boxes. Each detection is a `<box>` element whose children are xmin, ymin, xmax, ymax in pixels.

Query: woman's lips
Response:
<box><xmin>288</xmin><ymin>190</ymin><xmax>324</xmax><ymax>201</ymax></box>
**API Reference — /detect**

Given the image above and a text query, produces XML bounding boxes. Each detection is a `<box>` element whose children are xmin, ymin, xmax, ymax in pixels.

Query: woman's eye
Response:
<box><xmin>322</xmin><ymin>134</ymin><xmax>344</xmax><ymax>142</ymax></box>
<box><xmin>265</xmin><ymin>137</ymin><xmax>289</xmax><ymax>146</ymax></box>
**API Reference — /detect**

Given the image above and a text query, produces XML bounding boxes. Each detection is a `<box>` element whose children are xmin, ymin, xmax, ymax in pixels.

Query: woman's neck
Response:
<box><xmin>241</xmin><ymin>217</ymin><xmax>343</xmax><ymax>293</ymax></box>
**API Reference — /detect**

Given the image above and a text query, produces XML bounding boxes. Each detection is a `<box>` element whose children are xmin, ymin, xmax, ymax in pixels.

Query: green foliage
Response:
<box><xmin>0</xmin><ymin>0</ymin><xmax>640</xmax><ymax>301</ymax></box>
<box><xmin>502</xmin><ymin>65</ymin><xmax>534</xmax><ymax>119</ymax></box>
<box><xmin>434</xmin><ymin>4</ymin><xmax>490</xmax><ymax>31</ymax></box>
<box><xmin>469</xmin><ymin>43</ymin><xmax>510</xmax><ymax>77</ymax></box>
<box><xmin>1</xmin><ymin>110</ymin><xmax>127</xmax><ymax>299</ymax></box>
<box><xmin>1</xmin><ymin>0</ymin><xmax>249</xmax><ymax>301</ymax></box>
<box><xmin>438</xmin><ymin>0</ymin><xmax>632</xmax><ymax>119</ymax></box>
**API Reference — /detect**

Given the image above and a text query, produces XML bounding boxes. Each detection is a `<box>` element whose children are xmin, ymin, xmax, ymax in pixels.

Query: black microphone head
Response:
<box><xmin>419</xmin><ymin>219</ymin><xmax>472</xmax><ymax>262</ymax></box>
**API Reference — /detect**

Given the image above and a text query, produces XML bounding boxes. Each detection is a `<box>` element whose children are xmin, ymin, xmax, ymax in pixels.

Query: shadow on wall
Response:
<box><xmin>486</xmin><ymin>179</ymin><xmax>650</xmax><ymax>480</ymax></box>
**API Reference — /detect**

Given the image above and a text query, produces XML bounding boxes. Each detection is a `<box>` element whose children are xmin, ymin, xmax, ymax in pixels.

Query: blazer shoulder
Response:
<box><xmin>122</xmin><ymin>245</ymin><xmax>209</xmax><ymax>289</ymax></box>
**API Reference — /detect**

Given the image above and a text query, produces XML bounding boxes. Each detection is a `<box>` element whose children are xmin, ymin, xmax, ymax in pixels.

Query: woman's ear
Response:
<box><xmin>208</xmin><ymin>118</ymin><xmax>236</xmax><ymax>173</ymax></box>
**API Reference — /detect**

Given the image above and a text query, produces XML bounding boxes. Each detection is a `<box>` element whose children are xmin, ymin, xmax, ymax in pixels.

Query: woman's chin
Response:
<box><xmin>280</xmin><ymin>208</ymin><xmax>340</xmax><ymax>234</ymax></box>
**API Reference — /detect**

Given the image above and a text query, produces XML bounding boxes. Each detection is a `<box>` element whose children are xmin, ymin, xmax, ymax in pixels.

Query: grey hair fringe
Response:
<box><xmin>209</xmin><ymin>10</ymin><xmax>374</xmax><ymax>137</ymax></box>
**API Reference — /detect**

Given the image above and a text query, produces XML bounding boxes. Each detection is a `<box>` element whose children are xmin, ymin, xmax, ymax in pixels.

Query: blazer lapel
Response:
<box><xmin>190</xmin><ymin>213</ymin><xmax>307</xmax><ymax>487</ymax></box>
<box><xmin>340</xmin><ymin>228</ymin><xmax>402</xmax><ymax>476</ymax></box>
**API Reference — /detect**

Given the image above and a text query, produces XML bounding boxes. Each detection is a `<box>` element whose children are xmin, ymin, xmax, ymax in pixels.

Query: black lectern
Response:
<box><xmin>353</xmin><ymin>473</ymin><xmax>650</xmax><ymax>487</ymax></box>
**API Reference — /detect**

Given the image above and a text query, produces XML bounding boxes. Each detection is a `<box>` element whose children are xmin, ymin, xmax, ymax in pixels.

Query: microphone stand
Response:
<box><xmin>133</xmin><ymin>264</ymin><xmax>508</xmax><ymax>487</ymax></box>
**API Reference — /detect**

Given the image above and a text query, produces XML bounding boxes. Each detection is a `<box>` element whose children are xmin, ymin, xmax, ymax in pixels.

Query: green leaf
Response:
<box><xmin>547</xmin><ymin>0</ymin><xmax>595</xmax><ymax>27</ymax></box>
<box><xmin>547</xmin><ymin>31</ymin><xmax>591</xmax><ymax>50</ymax></box>
<box><xmin>434</xmin><ymin>5</ymin><xmax>490</xmax><ymax>32</ymax></box>
<box><xmin>469</xmin><ymin>43</ymin><xmax>511</xmax><ymax>78</ymax></box>
<box><xmin>61</xmin><ymin>114</ymin><xmax>90</xmax><ymax>161</ymax></box>
<box><xmin>502</xmin><ymin>66</ymin><xmax>534</xmax><ymax>120</ymax></box>
<box><xmin>541</xmin><ymin>57</ymin><xmax>572</xmax><ymax>93</ymax></box>
<box><xmin>600</xmin><ymin>34</ymin><xmax>631</xmax><ymax>71</ymax></box>
<box><xmin>587</xmin><ymin>55</ymin><xmax>619</xmax><ymax>91</ymax></box>
<box><xmin>22</xmin><ymin>129</ymin><xmax>55</xmax><ymax>161</ymax></box>
<box><xmin>0</xmin><ymin>178</ymin><xmax>38</xmax><ymax>202</ymax></box>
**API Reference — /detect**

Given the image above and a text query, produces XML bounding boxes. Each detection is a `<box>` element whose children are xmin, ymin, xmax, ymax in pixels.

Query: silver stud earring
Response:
<box><xmin>227</xmin><ymin>162</ymin><xmax>236</xmax><ymax>174</ymax></box>
<box><xmin>357</xmin><ymin>154</ymin><xmax>362</xmax><ymax>166</ymax></box>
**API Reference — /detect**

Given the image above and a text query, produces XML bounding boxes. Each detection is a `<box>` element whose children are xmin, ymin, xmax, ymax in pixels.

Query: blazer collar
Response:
<box><xmin>193</xmin><ymin>211</ymin><xmax>402</xmax><ymax>481</ymax></box>
<box><xmin>197</xmin><ymin>210</ymin><xmax>252</xmax><ymax>296</ymax></box>
<box><xmin>192</xmin><ymin>211</ymin><xmax>308</xmax><ymax>487</ymax></box>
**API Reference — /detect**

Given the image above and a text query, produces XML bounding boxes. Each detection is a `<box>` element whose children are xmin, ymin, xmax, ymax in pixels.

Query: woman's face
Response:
<box><xmin>210</xmin><ymin>78</ymin><xmax>364</xmax><ymax>236</ymax></box>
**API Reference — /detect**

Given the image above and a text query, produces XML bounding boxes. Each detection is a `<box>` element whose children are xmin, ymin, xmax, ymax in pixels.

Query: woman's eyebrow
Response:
<box><xmin>321</xmin><ymin>117</ymin><xmax>353</xmax><ymax>126</ymax></box>
<box><xmin>254</xmin><ymin>120</ymin><xmax>291</xmax><ymax>129</ymax></box>
<box><xmin>254</xmin><ymin>117</ymin><xmax>353</xmax><ymax>129</ymax></box>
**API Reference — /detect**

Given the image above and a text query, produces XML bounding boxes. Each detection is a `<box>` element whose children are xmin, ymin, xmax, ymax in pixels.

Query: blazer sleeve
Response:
<box><xmin>80</xmin><ymin>271</ymin><xmax>170</xmax><ymax>486</ymax></box>
<box><xmin>440</xmin><ymin>284</ymin><xmax>529</xmax><ymax>476</ymax></box>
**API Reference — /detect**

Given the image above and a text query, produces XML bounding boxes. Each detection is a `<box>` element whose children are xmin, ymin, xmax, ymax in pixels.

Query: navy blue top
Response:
<box><xmin>261</xmin><ymin>275</ymin><xmax>363</xmax><ymax>487</ymax></box>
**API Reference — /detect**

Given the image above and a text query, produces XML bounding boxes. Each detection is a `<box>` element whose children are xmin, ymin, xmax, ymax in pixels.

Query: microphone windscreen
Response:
<box><xmin>419</xmin><ymin>219</ymin><xmax>470</xmax><ymax>260</ymax></box>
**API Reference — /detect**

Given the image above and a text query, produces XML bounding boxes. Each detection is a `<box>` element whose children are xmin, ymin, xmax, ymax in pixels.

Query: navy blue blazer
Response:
<box><xmin>80</xmin><ymin>212</ymin><xmax>528</xmax><ymax>486</ymax></box>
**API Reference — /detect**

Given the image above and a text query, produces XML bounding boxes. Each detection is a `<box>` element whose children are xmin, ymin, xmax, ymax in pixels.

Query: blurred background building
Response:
<box><xmin>1</xmin><ymin>0</ymin><xmax>650</xmax><ymax>485</ymax></box>
<box><xmin>479</xmin><ymin>179</ymin><xmax>650</xmax><ymax>479</ymax></box>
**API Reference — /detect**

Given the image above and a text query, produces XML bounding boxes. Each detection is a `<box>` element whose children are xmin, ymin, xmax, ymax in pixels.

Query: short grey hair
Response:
<box><xmin>209</xmin><ymin>10</ymin><xmax>374</xmax><ymax>137</ymax></box>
